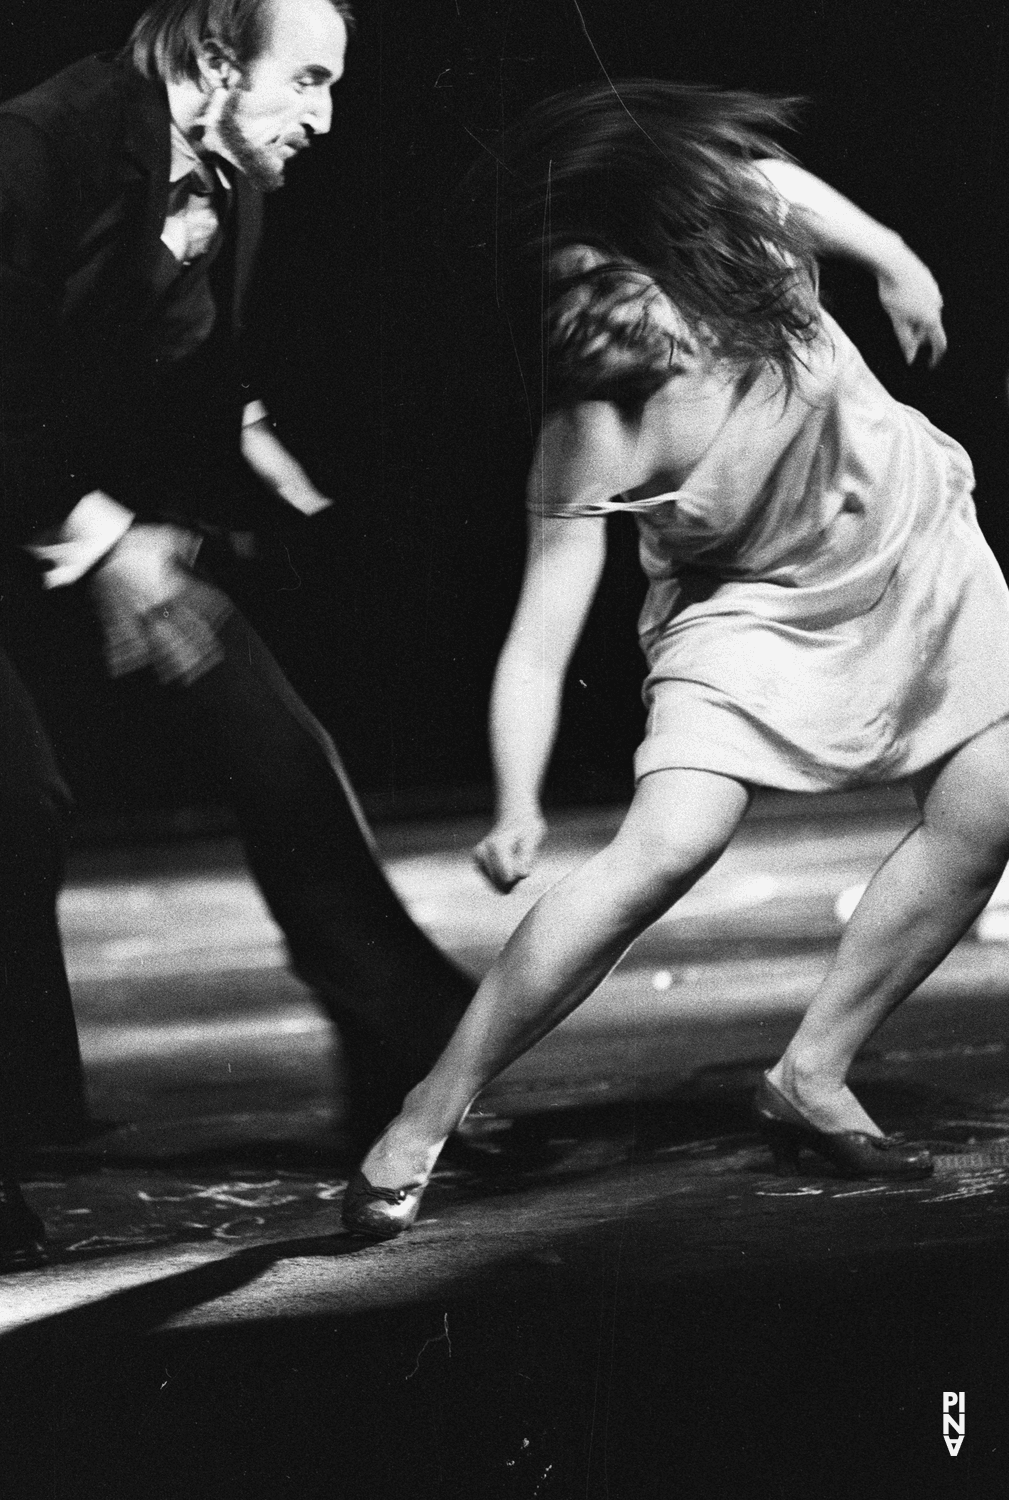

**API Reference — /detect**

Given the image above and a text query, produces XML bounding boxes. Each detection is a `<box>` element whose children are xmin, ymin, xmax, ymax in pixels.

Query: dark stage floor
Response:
<box><xmin>2</xmin><ymin>791</ymin><xmax>1008</xmax><ymax>1498</ymax></box>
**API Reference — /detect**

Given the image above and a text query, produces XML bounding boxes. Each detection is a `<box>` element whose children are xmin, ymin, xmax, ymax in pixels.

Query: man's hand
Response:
<box><xmin>89</xmin><ymin>523</ymin><xmax>229</xmax><ymax>685</ymax></box>
<box><xmin>473</xmin><ymin>811</ymin><xmax>548</xmax><ymax>893</ymax></box>
<box><xmin>877</xmin><ymin>252</ymin><xmax>947</xmax><ymax>367</ymax></box>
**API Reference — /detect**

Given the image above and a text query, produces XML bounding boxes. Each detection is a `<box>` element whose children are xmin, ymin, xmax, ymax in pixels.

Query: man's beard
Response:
<box><xmin>217</xmin><ymin>90</ymin><xmax>286</xmax><ymax>193</ymax></box>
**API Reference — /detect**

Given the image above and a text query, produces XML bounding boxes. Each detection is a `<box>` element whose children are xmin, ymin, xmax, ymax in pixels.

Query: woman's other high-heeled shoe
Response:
<box><xmin>341</xmin><ymin>1169</ymin><xmax>428</xmax><ymax>1240</ymax></box>
<box><xmin>753</xmin><ymin>1073</ymin><xmax>933</xmax><ymax>1180</ymax></box>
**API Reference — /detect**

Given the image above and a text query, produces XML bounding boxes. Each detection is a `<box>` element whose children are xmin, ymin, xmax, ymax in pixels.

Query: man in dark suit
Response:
<box><xmin>0</xmin><ymin>0</ymin><xmax>474</xmax><ymax>1270</ymax></box>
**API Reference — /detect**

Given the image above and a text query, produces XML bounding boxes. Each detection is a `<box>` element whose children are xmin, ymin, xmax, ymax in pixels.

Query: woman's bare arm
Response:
<box><xmin>753</xmin><ymin>157</ymin><xmax>946</xmax><ymax>367</ymax></box>
<box><xmin>473</xmin><ymin>509</ymin><xmax>607</xmax><ymax>892</ymax></box>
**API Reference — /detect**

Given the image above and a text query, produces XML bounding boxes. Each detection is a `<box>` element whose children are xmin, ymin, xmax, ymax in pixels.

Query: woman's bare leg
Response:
<box><xmin>767</xmin><ymin>719</ymin><xmax>1009</xmax><ymax>1134</ymax></box>
<box><xmin>360</xmin><ymin>768</ymin><xmax>751</xmax><ymax>1187</ymax></box>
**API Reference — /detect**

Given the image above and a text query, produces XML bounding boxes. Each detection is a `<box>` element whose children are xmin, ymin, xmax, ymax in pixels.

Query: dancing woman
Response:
<box><xmin>343</xmin><ymin>82</ymin><xmax>1009</xmax><ymax>1237</ymax></box>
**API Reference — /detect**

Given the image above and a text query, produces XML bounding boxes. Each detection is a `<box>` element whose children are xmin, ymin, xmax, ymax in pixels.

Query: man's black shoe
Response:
<box><xmin>0</xmin><ymin>1179</ymin><xmax>48</xmax><ymax>1273</ymax></box>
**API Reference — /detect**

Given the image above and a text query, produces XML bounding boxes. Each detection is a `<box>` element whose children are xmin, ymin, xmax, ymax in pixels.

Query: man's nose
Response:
<box><xmin>304</xmin><ymin>88</ymin><xmax>333</xmax><ymax>136</ymax></box>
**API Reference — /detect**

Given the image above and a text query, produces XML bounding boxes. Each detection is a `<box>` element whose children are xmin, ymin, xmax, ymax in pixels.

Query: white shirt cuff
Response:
<box><xmin>242</xmin><ymin>400</ymin><xmax>270</xmax><ymax>428</ymax></box>
<box><xmin>27</xmin><ymin>491</ymin><xmax>135</xmax><ymax>588</ymax></box>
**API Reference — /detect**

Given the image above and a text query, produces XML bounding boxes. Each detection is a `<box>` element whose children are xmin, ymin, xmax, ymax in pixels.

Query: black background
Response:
<box><xmin>4</xmin><ymin>0</ymin><xmax>1009</xmax><ymax>826</ymax></box>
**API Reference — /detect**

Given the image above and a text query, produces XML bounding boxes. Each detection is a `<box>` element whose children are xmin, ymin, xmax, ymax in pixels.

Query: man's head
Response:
<box><xmin>128</xmin><ymin>0</ymin><xmax>351</xmax><ymax>190</ymax></box>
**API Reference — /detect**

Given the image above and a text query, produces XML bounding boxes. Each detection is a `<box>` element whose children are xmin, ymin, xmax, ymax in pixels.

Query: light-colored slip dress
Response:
<box><xmin>535</xmin><ymin>312</ymin><xmax>1009</xmax><ymax>791</ymax></box>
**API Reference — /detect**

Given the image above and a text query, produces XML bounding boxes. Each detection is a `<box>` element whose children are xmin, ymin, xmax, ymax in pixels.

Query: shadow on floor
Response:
<box><xmin>1</xmin><ymin>1220</ymin><xmax>1004</xmax><ymax>1500</ymax></box>
<box><xmin>18</xmin><ymin>1064</ymin><xmax>1009</xmax><ymax>1274</ymax></box>
<box><xmin>4</xmin><ymin>1069</ymin><xmax>1008</xmax><ymax>1497</ymax></box>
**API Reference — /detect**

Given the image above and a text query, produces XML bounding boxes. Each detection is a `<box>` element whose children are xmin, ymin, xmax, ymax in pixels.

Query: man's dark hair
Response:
<box><xmin>126</xmin><ymin>0</ymin><xmax>354</xmax><ymax>83</ymax></box>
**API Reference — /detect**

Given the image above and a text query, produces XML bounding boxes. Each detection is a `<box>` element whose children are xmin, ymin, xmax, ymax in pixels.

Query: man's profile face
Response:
<box><xmin>217</xmin><ymin>0</ymin><xmax>347</xmax><ymax>191</ymax></box>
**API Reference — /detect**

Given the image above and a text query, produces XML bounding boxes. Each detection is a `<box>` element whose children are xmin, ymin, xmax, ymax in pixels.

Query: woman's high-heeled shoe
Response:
<box><xmin>341</xmin><ymin>1169</ymin><xmax>429</xmax><ymax>1240</ymax></box>
<box><xmin>753</xmin><ymin>1073</ymin><xmax>934</xmax><ymax>1180</ymax></box>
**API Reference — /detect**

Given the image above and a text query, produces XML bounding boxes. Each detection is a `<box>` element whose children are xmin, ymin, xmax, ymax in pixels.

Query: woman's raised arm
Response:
<box><xmin>753</xmin><ymin>157</ymin><xmax>947</xmax><ymax>368</ymax></box>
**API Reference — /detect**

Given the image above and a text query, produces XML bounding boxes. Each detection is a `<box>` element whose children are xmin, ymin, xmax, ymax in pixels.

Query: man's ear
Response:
<box><xmin>195</xmin><ymin>37</ymin><xmax>243</xmax><ymax>92</ymax></box>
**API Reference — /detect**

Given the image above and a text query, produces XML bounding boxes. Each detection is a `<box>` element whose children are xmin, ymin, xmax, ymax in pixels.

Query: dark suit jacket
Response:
<box><xmin>0</xmin><ymin>53</ymin><xmax>265</xmax><ymax>547</ymax></box>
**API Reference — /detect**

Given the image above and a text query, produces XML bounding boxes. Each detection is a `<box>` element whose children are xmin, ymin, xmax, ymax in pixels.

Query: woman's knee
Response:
<box><xmin>612</xmin><ymin>769</ymin><xmax>747</xmax><ymax>893</ymax></box>
<box><xmin>604</xmin><ymin>817</ymin><xmax>735</xmax><ymax>916</ymax></box>
<box><xmin>954</xmin><ymin>808</ymin><xmax>1009</xmax><ymax>887</ymax></box>
<box><xmin>922</xmin><ymin>781</ymin><xmax>1009</xmax><ymax>888</ymax></box>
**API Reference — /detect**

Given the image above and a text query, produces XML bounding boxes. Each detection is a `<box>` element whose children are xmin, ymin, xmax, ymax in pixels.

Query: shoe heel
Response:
<box><xmin>761</xmin><ymin>1124</ymin><xmax>802</xmax><ymax>1176</ymax></box>
<box><xmin>341</xmin><ymin>1169</ymin><xmax>426</xmax><ymax>1240</ymax></box>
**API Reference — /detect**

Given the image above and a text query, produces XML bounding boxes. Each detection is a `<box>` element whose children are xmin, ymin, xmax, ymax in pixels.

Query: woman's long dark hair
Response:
<box><xmin>484</xmin><ymin>80</ymin><xmax>820</xmax><ymax>410</ymax></box>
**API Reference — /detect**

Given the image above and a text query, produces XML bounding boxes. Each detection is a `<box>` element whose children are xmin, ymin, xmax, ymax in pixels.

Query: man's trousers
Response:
<box><xmin>0</xmin><ymin>601</ymin><xmax>474</xmax><ymax>1158</ymax></box>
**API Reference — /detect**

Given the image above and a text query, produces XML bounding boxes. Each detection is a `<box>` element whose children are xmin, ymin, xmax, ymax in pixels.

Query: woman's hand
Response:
<box><xmin>473</xmin><ymin>811</ymin><xmax>548</xmax><ymax>893</ymax></box>
<box><xmin>876</xmin><ymin>251</ymin><xmax>947</xmax><ymax>367</ymax></box>
<box><xmin>751</xmin><ymin>160</ymin><xmax>948</xmax><ymax>369</ymax></box>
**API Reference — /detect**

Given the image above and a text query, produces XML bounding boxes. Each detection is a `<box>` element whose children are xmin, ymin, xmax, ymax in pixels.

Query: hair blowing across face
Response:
<box><xmin>486</xmin><ymin>80</ymin><xmax>820</xmax><ymax>410</ymax></box>
<box><xmin>125</xmin><ymin>0</ymin><xmax>354</xmax><ymax>84</ymax></box>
